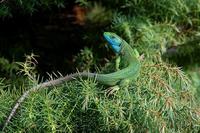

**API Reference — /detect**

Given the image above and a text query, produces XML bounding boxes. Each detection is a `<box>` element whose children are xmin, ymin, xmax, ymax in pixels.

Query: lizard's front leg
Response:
<box><xmin>115</xmin><ymin>56</ymin><xmax>121</xmax><ymax>71</ymax></box>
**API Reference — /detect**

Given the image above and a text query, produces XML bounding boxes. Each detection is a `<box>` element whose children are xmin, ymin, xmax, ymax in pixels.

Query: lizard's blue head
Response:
<box><xmin>103</xmin><ymin>32</ymin><xmax>122</xmax><ymax>53</ymax></box>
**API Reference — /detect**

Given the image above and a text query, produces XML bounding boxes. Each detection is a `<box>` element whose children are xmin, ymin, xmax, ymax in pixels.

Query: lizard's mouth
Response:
<box><xmin>103</xmin><ymin>32</ymin><xmax>122</xmax><ymax>53</ymax></box>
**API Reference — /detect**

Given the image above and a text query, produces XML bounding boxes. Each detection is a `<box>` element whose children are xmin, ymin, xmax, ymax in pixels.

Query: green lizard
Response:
<box><xmin>2</xmin><ymin>32</ymin><xmax>141</xmax><ymax>131</ymax></box>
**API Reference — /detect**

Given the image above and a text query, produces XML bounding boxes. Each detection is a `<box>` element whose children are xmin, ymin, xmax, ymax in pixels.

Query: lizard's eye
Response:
<box><xmin>110</xmin><ymin>35</ymin><xmax>115</xmax><ymax>39</ymax></box>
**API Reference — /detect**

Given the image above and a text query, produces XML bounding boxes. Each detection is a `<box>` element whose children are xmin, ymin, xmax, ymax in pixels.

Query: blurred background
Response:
<box><xmin>0</xmin><ymin>0</ymin><xmax>103</xmax><ymax>76</ymax></box>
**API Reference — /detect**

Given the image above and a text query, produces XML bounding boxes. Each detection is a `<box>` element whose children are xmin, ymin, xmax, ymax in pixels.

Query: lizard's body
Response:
<box><xmin>2</xmin><ymin>32</ymin><xmax>140</xmax><ymax>131</ymax></box>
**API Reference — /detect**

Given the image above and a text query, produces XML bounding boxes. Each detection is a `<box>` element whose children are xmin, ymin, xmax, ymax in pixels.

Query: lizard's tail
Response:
<box><xmin>2</xmin><ymin>72</ymin><xmax>96</xmax><ymax>131</ymax></box>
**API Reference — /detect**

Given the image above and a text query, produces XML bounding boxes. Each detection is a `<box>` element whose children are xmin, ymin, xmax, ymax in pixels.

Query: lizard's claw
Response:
<box><xmin>106</xmin><ymin>86</ymin><xmax>120</xmax><ymax>96</ymax></box>
<box><xmin>139</xmin><ymin>53</ymin><xmax>145</xmax><ymax>61</ymax></box>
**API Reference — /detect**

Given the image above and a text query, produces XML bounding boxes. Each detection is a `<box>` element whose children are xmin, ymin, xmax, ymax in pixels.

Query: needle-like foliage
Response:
<box><xmin>1</xmin><ymin>51</ymin><xmax>199</xmax><ymax>132</ymax></box>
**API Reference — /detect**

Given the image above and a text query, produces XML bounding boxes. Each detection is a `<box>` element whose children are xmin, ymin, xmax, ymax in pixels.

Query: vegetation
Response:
<box><xmin>0</xmin><ymin>0</ymin><xmax>200</xmax><ymax>132</ymax></box>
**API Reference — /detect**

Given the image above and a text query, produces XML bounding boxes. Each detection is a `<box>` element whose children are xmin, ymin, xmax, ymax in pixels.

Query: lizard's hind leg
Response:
<box><xmin>106</xmin><ymin>85</ymin><xmax>120</xmax><ymax>96</ymax></box>
<box><xmin>106</xmin><ymin>79</ymin><xmax>130</xmax><ymax>96</ymax></box>
<box><xmin>119</xmin><ymin>79</ymin><xmax>130</xmax><ymax>88</ymax></box>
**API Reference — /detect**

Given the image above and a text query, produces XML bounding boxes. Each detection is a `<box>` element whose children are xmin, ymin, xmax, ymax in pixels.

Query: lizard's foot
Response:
<box><xmin>106</xmin><ymin>85</ymin><xmax>120</xmax><ymax>96</ymax></box>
